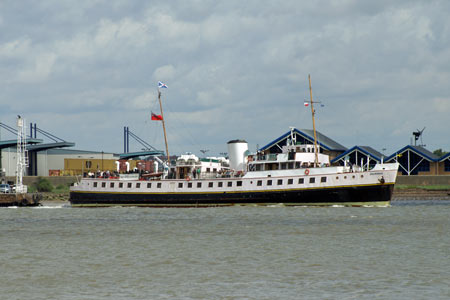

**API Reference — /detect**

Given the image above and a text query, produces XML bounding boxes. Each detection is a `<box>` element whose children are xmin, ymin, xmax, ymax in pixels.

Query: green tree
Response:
<box><xmin>34</xmin><ymin>177</ymin><xmax>54</xmax><ymax>192</ymax></box>
<box><xmin>433</xmin><ymin>149</ymin><xmax>449</xmax><ymax>157</ymax></box>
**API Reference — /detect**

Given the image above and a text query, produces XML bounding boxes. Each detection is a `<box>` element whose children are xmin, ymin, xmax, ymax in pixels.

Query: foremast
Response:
<box><xmin>308</xmin><ymin>74</ymin><xmax>320</xmax><ymax>167</ymax></box>
<box><xmin>158</xmin><ymin>86</ymin><xmax>170</xmax><ymax>166</ymax></box>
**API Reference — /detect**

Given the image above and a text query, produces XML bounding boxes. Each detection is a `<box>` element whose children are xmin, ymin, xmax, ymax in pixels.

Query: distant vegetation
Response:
<box><xmin>34</xmin><ymin>177</ymin><xmax>54</xmax><ymax>192</ymax></box>
<box><xmin>433</xmin><ymin>149</ymin><xmax>449</xmax><ymax>157</ymax></box>
<box><xmin>395</xmin><ymin>184</ymin><xmax>450</xmax><ymax>190</ymax></box>
<box><xmin>54</xmin><ymin>184</ymin><xmax>70</xmax><ymax>193</ymax></box>
<box><xmin>28</xmin><ymin>179</ymin><xmax>71</xmax><ymax>193</ymax></box>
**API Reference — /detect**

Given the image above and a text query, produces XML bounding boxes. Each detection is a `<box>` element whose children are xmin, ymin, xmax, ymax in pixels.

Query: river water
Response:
<box><xmin>1</xmin><ymin>200</ymin><xmax>449</xmax><ymax>300</ymax></box>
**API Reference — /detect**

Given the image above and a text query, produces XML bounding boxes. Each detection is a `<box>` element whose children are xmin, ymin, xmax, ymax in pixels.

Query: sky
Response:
<box><xmin>1</xmin><ymin>0</ymin><xmax>449</xmax><ymax>157</ymax></box>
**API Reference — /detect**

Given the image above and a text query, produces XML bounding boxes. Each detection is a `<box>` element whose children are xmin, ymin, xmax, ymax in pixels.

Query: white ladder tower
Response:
<box><xmin>16</xmin><ymin>116</ymin><xmax>28</xmax><ymax>194</ymax></box>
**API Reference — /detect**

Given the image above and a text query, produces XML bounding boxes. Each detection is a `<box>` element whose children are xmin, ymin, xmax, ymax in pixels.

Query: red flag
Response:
<box><xmin>151</xmin><ymin>112</ymin><xmax>163</xmax><ymax>121</ymax></box>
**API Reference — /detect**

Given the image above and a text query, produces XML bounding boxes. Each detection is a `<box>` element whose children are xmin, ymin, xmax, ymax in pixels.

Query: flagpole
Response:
<box><xmin>308</xmin><ymin>74</ymin><xmax>319</xmax><ymax>167</ymax></box>
<box><xmin>158</xmin><ymin>89</ymin><xmax>170</xmax><ymax>165</ymax></box>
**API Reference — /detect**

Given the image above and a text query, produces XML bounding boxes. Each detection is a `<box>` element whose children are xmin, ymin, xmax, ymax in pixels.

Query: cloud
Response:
<box><xmin>0</xmin><ymin>38</ymin><xmax>32</xmax><ymax>57</ymax></box>
<box><xmin>1</xmin><ymin>0</ymin><xmax>450</xmax><ymax>156</ymax></box>
<box><xmin>16</xmin><ymin>52</ymin><xmax>57</xmax><ymax>82</ymax></box>
<box><xmin>432</xmin><ymin>97</ymin><xmax>450</xmax><ymax>112</ymax></box>
<box><xmin>153</xmin><ymin>65</ymin><xmax>176</xmax><ymax>81</ymax></box>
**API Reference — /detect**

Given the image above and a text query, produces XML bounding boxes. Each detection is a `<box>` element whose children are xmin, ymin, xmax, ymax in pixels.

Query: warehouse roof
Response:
<box><xmin>331</xmin><ymin>145</ymin><xmax>384</xmax><ymax>163</ymax></box>
<box><xmin>259</xmin><ymin>128</ymin><xmax>347</xmax><ymax>152</ymax></box>
<box><xmin>385</xmin><ymin>145</ymin><xmax>439</xmax><ymax>162</ymax></box>
<box><xmin>0</xmin><ymin>138</ymin><xmax>43</xmax><ymax>149</ymax></box>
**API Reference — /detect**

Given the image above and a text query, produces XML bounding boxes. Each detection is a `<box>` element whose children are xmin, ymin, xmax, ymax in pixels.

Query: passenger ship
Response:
<box><xmin>69</xmin><ymin>76</ymin><xmax>399</xmax><ymax>207</ymax></box>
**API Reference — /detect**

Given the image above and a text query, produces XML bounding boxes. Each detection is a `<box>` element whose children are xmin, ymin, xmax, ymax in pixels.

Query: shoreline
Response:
<box><xmin>392</xmin><ymin>188</ymin><xmax>450</xmax><ymax>200</ymax></box>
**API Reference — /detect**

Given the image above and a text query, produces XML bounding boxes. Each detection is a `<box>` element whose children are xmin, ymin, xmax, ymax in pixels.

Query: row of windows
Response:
<box><xmin>91</xmin><ymin>175</ymin><xmax>362</xmax><ymax>189</ymax></box>
<box><xmin>257</xmin><ymin>177</ymin><xmax>326</xmax><ymax>186</ymax></box>
<box><xmin>92</xmin><ymin>181</ymin><xmax>244</xmax><ymax>189</ymax></box>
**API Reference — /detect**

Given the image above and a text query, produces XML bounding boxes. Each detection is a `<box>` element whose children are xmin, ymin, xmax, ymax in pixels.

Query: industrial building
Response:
<box><xmin>1</xmin><ymin>148</ymin><xmax>118</xmax><ymax>176</ymax></box>
<box><xmin>257</xmin><ymin>128</ymin><xmax>450</xmax><ymax>176</ymax></box>
<box><xmin>1</xmin><ymin>125</ymin><xmax>449</xmax><ymax>177</ymax></box>
<box><xmin>259</xmin><ymin>128</ymin><xmax>347</xmax><ymax>161</ymax></box>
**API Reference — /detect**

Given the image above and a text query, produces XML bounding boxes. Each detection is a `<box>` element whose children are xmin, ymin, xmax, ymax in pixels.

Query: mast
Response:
<box><xmin>158</xmin><ymin>90</ymin><xmax>170</xmax><ymax>165</ymax></box>
<box><xmin>308</xmin><ymin>74</ymin><xmax>319</xmax><ymax>167</ymax></box>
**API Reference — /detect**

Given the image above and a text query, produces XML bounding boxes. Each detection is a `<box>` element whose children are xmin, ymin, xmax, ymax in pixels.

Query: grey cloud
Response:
<box><xmin>1</xmin><ymin>0</ymin><xmax>449</xmax><ymax>155</ymax></box>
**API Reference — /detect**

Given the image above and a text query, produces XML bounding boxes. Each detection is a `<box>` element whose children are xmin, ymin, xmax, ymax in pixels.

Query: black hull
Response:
<box><xmin>70</xmin><ymin>184</ymin><xmax>394</xmax><ymax>207</ymax></box>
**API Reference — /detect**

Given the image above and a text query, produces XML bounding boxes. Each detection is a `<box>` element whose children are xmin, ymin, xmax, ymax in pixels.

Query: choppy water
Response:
<box><xmin>1</xmin><ymin>200</ymin><xmax>449</xmax><ymax>300</ymax></box>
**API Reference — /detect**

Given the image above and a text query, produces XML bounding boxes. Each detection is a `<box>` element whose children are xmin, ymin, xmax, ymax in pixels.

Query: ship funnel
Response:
<box><xmin>227</xmin><ymin>139</ymin><xmax>248</xmax><ymax>171</ymax></box>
